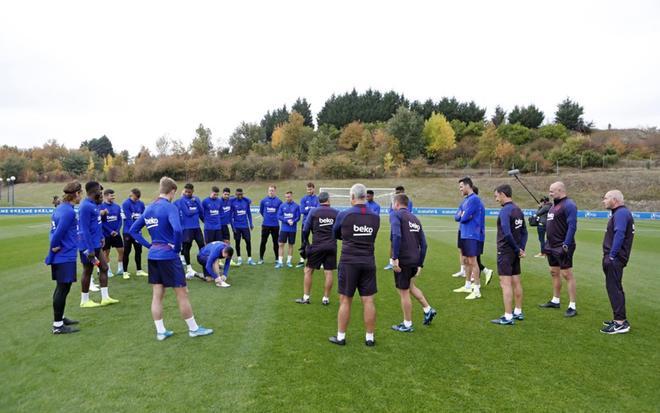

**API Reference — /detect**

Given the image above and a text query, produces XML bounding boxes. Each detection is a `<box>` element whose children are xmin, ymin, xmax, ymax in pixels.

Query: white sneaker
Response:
<box><xmin>465</xmin><ymin>291</ymin><xmax>482</xmax><ymax>300</ymax></box>
<box><xmin>215</xmin><ymin>280</ymin><xmax>231</xmax><ymax>288</ymax></box>
<box><xmin>107</xmin><ymin>270</ymin><xmax>114</xmax><ymax>278</ymax></box>
<box><xmin>185</xmin><ymin>269</ymin><xmax>196</xmax><ymax>280</ymax></box>
<box><xmin>89</xmin><ymin>283</ymin><xmax>100</xmax><ymax>292</ymax></box>
<box><xmin>452</xmin><ymin>270</ymin><xmax>466</xmax><ymax>278</ymax></box>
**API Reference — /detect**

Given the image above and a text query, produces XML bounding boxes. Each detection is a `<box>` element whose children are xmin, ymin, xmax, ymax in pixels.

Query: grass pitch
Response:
<box><xmin>1</xmin><ymin>214</ymin><xmax>659</xmax><ymax>412</ymax></box>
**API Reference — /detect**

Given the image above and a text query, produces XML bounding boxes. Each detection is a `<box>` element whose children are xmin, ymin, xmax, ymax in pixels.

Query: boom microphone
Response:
<box><xmin>508</xmin><ymin>169</ymin><xmax>540</xmax><ymax>204</ymax></box>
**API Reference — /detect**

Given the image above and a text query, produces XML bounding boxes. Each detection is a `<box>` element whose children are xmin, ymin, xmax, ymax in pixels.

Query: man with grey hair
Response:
<box><xmin>600</xmin><ymin>190</ymin><xmax>634</xmax><ymax>334</ymax></box>
<box><xmin>329</xmin><ymin>183</ymin><xmax>380</xmax><ymax>346</ymax></box>
<box><xmin>539</xmin><ymin>181</ymin><xmax>579</xmax><ymax>317</ymax></box>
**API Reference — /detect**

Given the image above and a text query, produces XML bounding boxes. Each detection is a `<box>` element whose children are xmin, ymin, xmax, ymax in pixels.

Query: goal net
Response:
<box><xmin>319</xmin><ymin>187</ymin><xmax>395</xmax><ymax>211</ymax></box>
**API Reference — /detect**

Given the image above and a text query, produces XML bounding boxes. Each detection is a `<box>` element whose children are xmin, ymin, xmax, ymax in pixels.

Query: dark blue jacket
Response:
<box><xmin>456</xmin><ymin>193</ymin><xmax>484</xmax><ymax>241</ymax></box>
<box><xmin>175</xmin><ymin>195</ymin><xmax>204</xmax><ymax>230</ymax></box>
<box><xmin>300</xmin><ymin>194</ymin><xmax>319</xmax><ymax>219</ymax></box>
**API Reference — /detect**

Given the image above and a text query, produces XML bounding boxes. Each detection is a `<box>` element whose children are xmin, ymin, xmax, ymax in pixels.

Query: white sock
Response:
<box><xmin>101</xmin><ymin>287</ymin><xmax>109</xmax><ymax>300</ymax></box>
<box><xmin>287</xmin><ymin>256</ymin><xmax>292</xmax><ymax>263</ymax></box>
<box><xmin>238</xmin><ymin>256</ymin><xmax>243</xmax><ymax>262</ymax></box>
<box><xmin>185</xmin><ymin>316</ymin><xmax>199</xmax><ymax>332</ymax></box>
<box><xmin>81</xmin><ymin>292</ymin><xmax>89</xmax><ymax>303</ymax></box>
<box><xmin>53</xmin><ymin>320</ymin><xmax>64</xmax><ymax>327</ymax></box>
<box><xmin>154</xmin><ymin>319</ymin><xmax>166</xmax><ymax>334</ymax></box>
<box><xmin>460</xmin><ymin>265</ymin><xmax>465</xmax><ymax>273</ymax></box>
<box><xmin>187</xmin><ymin>265</ymin><xmax>193</xmax><ymax>272</ymax></box>
<box><xmin>473</xmin><ymin>284</ymin><xmax>481</xmax><ymax>294</ymax></box>
<box><xmin>365</xmin><ymin>332</ymin><xmax>374</xmax><ymax>341</ymax></box>
<box><xmin>551</xmin><ymin>296</ymin><xmax>560</xmax><ymax>304</ymax></box>
<box><xmin>337</xmin><ymin>331</ymin><xmax>346</xmax><ymax>341</ymax></box>
<box><xmin>465</xmin><ymin>281</ymin><xmax>472</xmax><ymax>290</ymax></box>
<box><xmin>423</xmin><ymin>306</ymin><xmax>431</xmax><ymax>313</ymax></box>
<box><xmin>389</xmin><ymin>258</ymin><xmax>394</xmax><ymax>265</ymax></box>
<box><xmin>513</xmin><ymin>307</ymin><xmax>522</xmax><ymax>315</ymax></box>
<box><xmin>504</xmin><ymin>313</ymin><xmax>513</xmax><ymax>320</ymax></box>
<box><xmin>248</xmin><ymin>257</ymin><xmax>252</xmax><ymax>261</ymax></box>
<box><xmin>278</xmin><ymin>256</ymin><xmax>283</xmax><ymax>264</ymax></box>
<box><xmin>303</xmin><ymin>294</ymin><xmax>310</xmax><ymax>301</ymax></box>
<box><xmin>403</xmin><ymin>320</ymin><xmax>412</xmax><ymax>328</ymax></box>
<box><xmin>118</xmin><ymin>263</ymin><xmax>124</xmax><ymax>272</ymax></box>
<box><xmin>568</xmin><ymin>301</ymin><xmax>576</xmax><ymax>310</ymax></box>
<box><xmin>299</xmin><ymin>257</ymin><xmax>305</xmax><ymax>262</ymax></box>
<box><xmin>91</xmin><ymin>273</ymin><xmax>96</xmax><ymax>283</ymax></box>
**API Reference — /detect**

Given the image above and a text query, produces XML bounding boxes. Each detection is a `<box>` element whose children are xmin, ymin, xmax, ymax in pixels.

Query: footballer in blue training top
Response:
<box><xmin>121</xmin><ymin>188</ymin><xmax>146</xmax><ymax>276</ymax></box>
<box><xmin>129</xmin><ymin>176</ymin><xmax>213</xmax><ymax>341</ymax></box>
<box><xmin>100</xmin><ymin>188</ymin><xmax>125</xmax><ymax>278</ymax></box>
<box><xmin>46</xmin><ymin>181</ymin><xmax>83</xmax><ymax>334</ymax></box>
<box><xmin>276</xmin><ymin>191</ymin><xmax>301</xmax><ymax>268</ymax></box>
<box><xmin>202</xmin><ymin>186</ymin><xmax>224</xmax><ymax>243</ymax></box>
<box><xmin>174</xmin><ymin>182</ymin><xmax>205</xmax><ymax>278</ymax></box>
<box><xmin>297</xmin><ymin>182</ymin><xmax>320</xmax><ymax>267</ymax></box>
<box><xmin>258</xmin><ymin>185</ymin><xmax>282</xmax><ymax>264</ymax></box>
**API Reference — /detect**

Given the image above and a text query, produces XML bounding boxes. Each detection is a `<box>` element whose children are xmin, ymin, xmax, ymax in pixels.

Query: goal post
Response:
<box><xmin>319</xmin><ymin>187</ymin><xmax>394</xmax><ymax>210</ymax></box>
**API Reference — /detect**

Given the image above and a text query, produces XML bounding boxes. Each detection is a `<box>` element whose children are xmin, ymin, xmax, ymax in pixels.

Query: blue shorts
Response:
<box><xmin>147</xmin><ymin>259</ymin><xmax>187</xmax><ymax>288</ymax></box>
<box><xmin>51</xmin><ymin>262</ymin><xmax>77</xmax><ymax>283</ymax></box>
<box><xmin>278</xmin><ymin>231</ymin><xmax>296</xmax><ymax>244</ymax></box>
<box><xmin>204</xmin><ymin>229</ymin><xmax>223</xmax><ymax>243</ymax></box>
<box><xmin>79</xmin><ymin>248</ymin><xmax>102</xmax><ymax>266</ymax></box>
<box><xmin>497</xmin><ymin>251</ymin><xmax>521</xmax><ymax>276</ymax></box>
<box><xmin>460</xmin><ymin>239</ymin><xmax>479</xmax><ymax>257</ymax></box>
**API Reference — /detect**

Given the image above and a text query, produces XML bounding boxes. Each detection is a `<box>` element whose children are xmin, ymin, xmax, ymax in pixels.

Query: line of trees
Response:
<box><xmin>1</xmin><ymin>92</ymin><xmax>658</xmax><ymax>183</ymax></box>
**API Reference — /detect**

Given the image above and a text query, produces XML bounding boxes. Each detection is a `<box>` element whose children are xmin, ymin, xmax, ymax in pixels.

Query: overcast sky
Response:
<box><xmin>1</xmin><ymin>0</ymin><xmax>659</xmax><ymax>155</ymax></box>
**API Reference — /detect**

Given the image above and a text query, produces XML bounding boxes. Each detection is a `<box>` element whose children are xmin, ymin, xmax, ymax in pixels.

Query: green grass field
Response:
<box><xmin>1</xmin><ymin>214</ymin><xmax>659</xmax><ymax>412</ymax></box>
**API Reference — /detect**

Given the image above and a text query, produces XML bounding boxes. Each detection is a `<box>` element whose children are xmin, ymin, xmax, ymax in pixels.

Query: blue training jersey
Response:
<box><xmin>78</xmin><ymin>198</ymin><xmax>103</xmax><ymax>253</ymax></box>
<box><xmin>231</xmin><ymin>197</ymin><xmax>252</xmax><ymax>229</ymax></box>
<box><xmin>277</xmin><ymin>201</ymin><xmax>301</xmax><ymax>232</ymax></box>
<box><xmin>129</xmin><ymin>197</ymin><xmax>182</xmax><ymax>260</ymax></box>
<box><xmin>100</xmin><ymin>201</ymin><xmax>122</xmax><ymax>236</ymax></box>
<box><xmin>198</xmin><ymin>241</ymin><xmax>232</xmax><ymax>278</ymax></box>
<box><xmin>300</xmin><ymin>194</ymin><xmax>319</xmax><ymax>219</ymax></box>
<box><xmin>202</xmin><ymin>197</ymin><xmax>223</xmax><ymax>230</ymax></box>
<box><xmin>219</xmin><ymin>197</ymin><xmax>232</xmax><ymax>225</ymax></box>
<box><xmin>46</xmin><ymin>203</ymin><xmax>78</xmax><ymax>265</ymax></box>
<box><xmin>458</xmin><ymin>193</ymin><xmax>484</xmax><ymax>241</ymax></box>
<box><xmin>260</xmin><ymin>196</ymin><xmax>282</xmax><ymax>227</ymax></box>
<box><xmin>175</xmin><ymin>195</ymin><xmax>204</xmax><ymax>230</ymax></box>
<box><xmin>122</xmin><ymin>198</ymin><xmax>145</xmax><ymax>234</ymax></box>
<box><xmin>366</xmin><ymin>200</ymin><xmax>381</xmax><ymax>215</ymax></box>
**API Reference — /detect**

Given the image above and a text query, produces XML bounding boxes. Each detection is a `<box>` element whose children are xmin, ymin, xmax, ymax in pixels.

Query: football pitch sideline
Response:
<box><xmin>1</xmin><ymin>215</ymin><xmax>659</xmax><ymax>412</ymax></box>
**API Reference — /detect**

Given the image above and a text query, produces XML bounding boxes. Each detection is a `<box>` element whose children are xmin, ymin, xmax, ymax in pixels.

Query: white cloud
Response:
<box><xmin>1</xmin><ymin>0</ymin><xmax>659</xmax><ymax>154</ymax></box>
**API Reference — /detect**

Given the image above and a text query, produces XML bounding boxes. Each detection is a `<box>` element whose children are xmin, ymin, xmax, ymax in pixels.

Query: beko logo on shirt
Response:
<box><xmin>223</xmin><ymin>206</ymin><xmax>231</xmax><ymax>212</ymax></box>
<box><xmin>353</xmin><ymin>224</ymin><xmax>373</xmax><ymax>236</ymax></box>
<box><xmin>319</xmin><ymin>217</ymin><xmax>334</xmax><ymax>226</ymax></box>
<box><xmin>514</xmin><ymin>218</ymin><xmax>523</xmax><ymax>229</ymax></box>
<box><xmin>107</xmin><ymin>216</ymin><xmax>118</xmax><ymax>222</ymax></box>
<box><xmin>547</xmin><ymin>213</ymin><xmax>554</xmax><ymax>221</ymax></box>
<box><xmin>145</xmin><ymin>217</ymin><xmax>159</xmax><ymax>228</ymax></box>
<box><xmin>209</xmin><ymin>210</ymin><xmax>219</xmax><ymax>215</ymax></box>
<box><xmin>284</xmin><ymin>213</ymin><xmax>293</xmax><ymax>218</ymax></box>
<box><xmin>131</xmin><ymin>213</ymin><xmax>141</xmax><ymax>219</ymax></box>
<box><xmin>408</xmin><ymin>221</ymin><xmax>420</xmax><ymax>232</ymax></box>
<box><xmin>267</xmin><ymin>207</ymin><xmax>276</xmax><ymax>213</ymax></box>
<box><xmin>237</xmin><ymin>210</ymin><xmax>246</xmax><ymax>215</ymax></box>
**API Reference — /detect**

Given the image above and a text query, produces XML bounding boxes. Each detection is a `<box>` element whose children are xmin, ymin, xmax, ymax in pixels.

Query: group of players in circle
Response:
<box><xmin>45</xmin><ymin>176</ymin><xmax>635</xmax><ymax>343</ymax></box>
